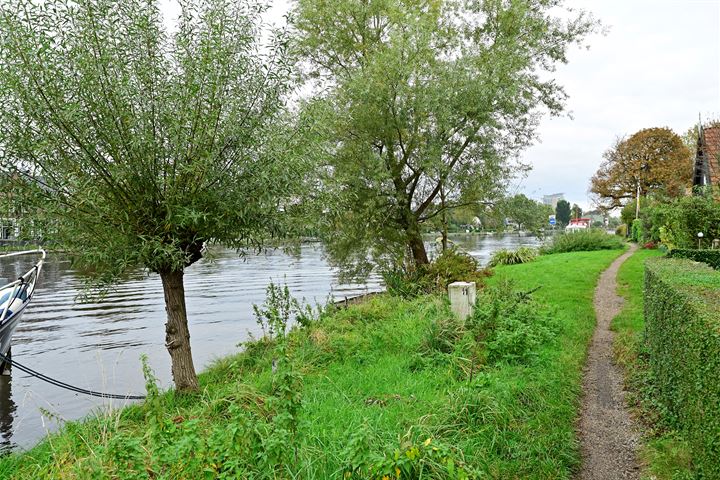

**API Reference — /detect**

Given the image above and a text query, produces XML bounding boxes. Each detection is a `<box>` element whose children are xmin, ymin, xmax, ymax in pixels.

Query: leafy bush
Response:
<box><xmin>667</xmin><ymin>248</ymin><xmax>720</xmax><ymax>269</ymax></box>
<box><xmin>644</xmin><ymin>258</ymin><xmax>720</xmax><ymax>477</ymax></box>
<box><xmin>420</xmin><ymin>281</ymin><xmax>557</xmax><ymax>368</ymax></box>
<box><xmin>631</xmin><ymin>218</ymin><xmax>644</xmax><ymax>243</ymax></box>
<box><xmin>488</xmin><ymin>246</ymin><xmax>538</xmax><ymax>267</ymax></box>
<box><xmin>615</xmin><ymin>224</ymin><xmax>627</xmax><ymax>237</ymax></box>
<box><xmin>542</xmin><ymin>229</ymin><xmax>625</xmax><ymax>254</ymax></box>
<box><xmin>383</xmin><ymin>248</ymin><xmax>490</xmax><ymax>297</ymax></box>
<box><xmin>643</xmin><ymin>195</ymin><xmax>720</xmax><ymax>248</ymax></box>
<box><xmin>469</xmin><ymin>282</ymin><xmax>557</xmax><ymax>365</ymax></box>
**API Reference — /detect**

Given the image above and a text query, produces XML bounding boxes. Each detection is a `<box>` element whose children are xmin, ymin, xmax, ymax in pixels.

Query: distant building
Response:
<box><xmin>692</xmin><ymin>124</ymin><xmax>720</xmax><ymax>189</ymax></box>
<box><xmin>542</xmin><ymin>193</ymin><xmax>565</xmax><ymax>209</ymax></box>
<box><xmin>566</xmin><ymin>218</ymin><xmax>591</xmax><ymax>231</ymax></box>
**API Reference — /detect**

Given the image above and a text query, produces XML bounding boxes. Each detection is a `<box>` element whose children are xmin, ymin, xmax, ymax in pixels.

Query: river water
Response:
<box><xmin>0</xmin><ymin>233</ymin><xmax>539</xmax><ymax>451</ymax></box>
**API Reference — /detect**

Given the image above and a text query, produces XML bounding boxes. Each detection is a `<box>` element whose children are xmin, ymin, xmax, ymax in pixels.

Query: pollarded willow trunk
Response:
<box><xmin>407</xmin><ymin>224</ymin><xmax>429</xmax><ymax>266</ymax></box>
<box><xmin>159</xmin><ymin>268</ymin><xmax>199</xmax><ymax>393</ymax></box>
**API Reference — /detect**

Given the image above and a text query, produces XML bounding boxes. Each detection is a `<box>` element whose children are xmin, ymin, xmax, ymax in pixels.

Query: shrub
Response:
<box><xmin>542</xmin><ymin>229</ymin><xmax>625</xmax><ymax>254</ymax></box>
<box><xmin>488</xmin><ymin>246</ymin><xmax>538</xmax><ymax>267</ymax></box>
<box><xmin>383</xmin><ymin>249</ymin><xmax>490</xmax><ymax>297</ymax></box>
<box><xmin>643</xmin><ymin>195</ymin><xmax>720</xmax><ymax>248</ymax></box>
<box><xmin>631</xmin><ymin>218</ymin><xmax>644</xmax><ymax>243</ymax></box>
<box><xmin>615</xmin><ymin>224</ymin><xmax>627</xmax><ymax>237</ymax></box>
<box><xmin>667</xmin><ymin>248</ymin><xmax>720</xmax><ymax>269</ymax></box>
<box><xmin>644</xmin><ymin>258</ymin><xmax>720</xmax><ymax>477</ymax></box>
<box><xmin>642</xmin><ymin>241</ymin><xmax>657</xmax><ymax>249</ymax></box>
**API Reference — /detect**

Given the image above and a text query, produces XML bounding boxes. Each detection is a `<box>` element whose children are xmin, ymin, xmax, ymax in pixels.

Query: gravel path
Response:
<box><xmin>578</xmin><ymin>244</ymin><xmax>640</xmax><ymax>480</ymax></box>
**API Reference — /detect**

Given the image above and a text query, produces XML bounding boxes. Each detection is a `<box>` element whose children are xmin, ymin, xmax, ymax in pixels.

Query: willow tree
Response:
<box><xmin>292</xmin><ymin>0</ymin><xmax>597</xmax><ymax>274</ymax></box>
<box><xmin>0</xmin><ymin>0</ymin><xmax>302</xmax><ymax>392</ymax></box>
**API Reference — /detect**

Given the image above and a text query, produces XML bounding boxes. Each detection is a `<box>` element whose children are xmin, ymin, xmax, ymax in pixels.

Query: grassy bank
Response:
<box><xmin>0</xmin><ymin>249</ymin><xmax>624</xmax><ymax>479</ymax></box>
<box><xmin>611</xmin><ymin>248</ymin><xmax>695</xmax><ymax>479</ymax></box>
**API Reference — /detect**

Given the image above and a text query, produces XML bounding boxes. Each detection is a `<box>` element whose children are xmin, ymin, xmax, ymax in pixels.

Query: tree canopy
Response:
<box><xmin>590</xmin><ymin>127</ymin><xmax>691</xmax><ymax>210</ymax></box>
<box><xmin>496</xmin><ymin>194</ymin><xmax>552</xmax><ymax>233</ymax></box>
<box><xmin>292</xmin><ymin>0</ymin><xmax>597</xmax><ymax>276</ymax></box>
<box><xmin>0</xmin><ymin>0</ymin><xmax>303</xmax><ymax>391</ymax></box>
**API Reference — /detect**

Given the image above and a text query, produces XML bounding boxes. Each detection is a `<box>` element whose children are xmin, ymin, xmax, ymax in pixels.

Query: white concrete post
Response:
<box><xmin>448</xmin><ymin>281</ymin><xmax>476</xmax><ymax>320</ymax></box>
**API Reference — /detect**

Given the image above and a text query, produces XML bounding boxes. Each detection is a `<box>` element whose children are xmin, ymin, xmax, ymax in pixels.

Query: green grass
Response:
<box><xmin>611</xmin><ymin>248</ymin><xmax>695</xmax><ymax>480</ymax></box>
<box><xmin>0</xmin><ymin>249</ymin><xmax>625</xmax><ymax>479</ymax></box>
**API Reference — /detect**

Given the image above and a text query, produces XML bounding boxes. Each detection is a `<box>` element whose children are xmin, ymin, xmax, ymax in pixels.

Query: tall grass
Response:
<box><xmin>542</xmin><ymin>229</ymin><xmax>625</xmax><ymax>254</ymax></box>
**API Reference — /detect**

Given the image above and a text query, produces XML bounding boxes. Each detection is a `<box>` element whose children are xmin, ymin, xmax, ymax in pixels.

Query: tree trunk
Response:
<box><xmin>440</xmin><ymin>183</ymin><xmax>448</xmax><ymax>252</ymax></box>
<box><xmin>159</xmin><ymin>269</ymin><xmax>199</xmax><ymax>393</ymax></box>
<box><xmin>407</xmin><ymin>224</ymin><xmax>429</xmax><ymax>266</ymax></box>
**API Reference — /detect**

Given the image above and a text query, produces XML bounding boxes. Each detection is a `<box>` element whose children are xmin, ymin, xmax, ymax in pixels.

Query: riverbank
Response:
<box><xmin>0</xmin><ymin>249</ymin><xmax>624</xmax><ymax>478</ymax></box>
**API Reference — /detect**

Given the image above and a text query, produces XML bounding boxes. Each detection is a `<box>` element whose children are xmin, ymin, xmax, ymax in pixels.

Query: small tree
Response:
<box><xmin>293</xmin><ymin>0</ymin><xmax>597</xmax><ymax>275</ymax></box>
<box><xmin>571</xmin><ymin>204</ymin><xmax>583</xmax><ymax>220</ymax></box>
<box><xmin>0</xmin><ymin>0</ymin><xmax>303</xmax><ymax>392</ymax></box>
<box><xmin>555</xmin><ymin>200</ymin><xmax>571</xmax><ymax>227</ymax></box>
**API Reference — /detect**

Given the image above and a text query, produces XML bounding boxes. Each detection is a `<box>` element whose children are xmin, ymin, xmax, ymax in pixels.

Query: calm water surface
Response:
<box><xmin>0</xmin><ymin>234</ymin><xmax>538</xmax><ymax>451</ymax></box>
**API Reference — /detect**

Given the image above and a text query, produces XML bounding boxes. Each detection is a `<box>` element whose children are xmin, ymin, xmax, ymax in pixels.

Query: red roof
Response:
<box><xmin>703</xmin><ymin>126</ymin><xmax>720</xmax><ymax>184</ymax></box>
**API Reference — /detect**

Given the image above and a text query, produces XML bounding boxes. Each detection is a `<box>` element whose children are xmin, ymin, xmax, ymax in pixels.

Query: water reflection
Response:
<box><xmin>0</xmin><ymin>377</ymin><xmax>15</xmax><ymax>454</ymax></box>
<box><xmin>0</xmin><ymin>235</ymin><xmax>537</xmax><ymax>450</ymax></box>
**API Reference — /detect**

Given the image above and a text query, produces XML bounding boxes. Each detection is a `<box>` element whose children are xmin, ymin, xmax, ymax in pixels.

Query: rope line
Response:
<box><xmin>0</xmin><ymin>352</ymin><xmax>146</xmax><ymax>400</ymax></box>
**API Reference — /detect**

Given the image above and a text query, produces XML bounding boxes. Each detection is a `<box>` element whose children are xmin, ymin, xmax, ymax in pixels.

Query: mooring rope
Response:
<box><xmin>0</xmin><ymin>352</ymin><xmax>146</xmax><ymax>400</ymax></box>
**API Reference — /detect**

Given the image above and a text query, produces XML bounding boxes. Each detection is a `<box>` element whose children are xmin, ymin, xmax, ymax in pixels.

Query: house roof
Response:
<box><xmin>704</xmin><ymin>126</ymin><xmax>720</xmax><ymax>184</ymax></box>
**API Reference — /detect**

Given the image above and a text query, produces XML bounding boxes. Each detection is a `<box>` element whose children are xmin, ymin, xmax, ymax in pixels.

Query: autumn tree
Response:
<box><xmin>590</xmin><ymin>127</ymin><xmax>691</xmax><ymax>210</ymax></box>
<box><xmin>292</xmin><ymin>0</ymin><xmax>597</xmax><ymax>275</ymax></box>
<box><xmin>0</xmin><ymin>0</ymin><xmax>303</xmax><ymax>392</ymax></box>
<box><xmin>555</xmin><ymin>200</ymin><xmax>571</xmax><ymax>227</ymax></box>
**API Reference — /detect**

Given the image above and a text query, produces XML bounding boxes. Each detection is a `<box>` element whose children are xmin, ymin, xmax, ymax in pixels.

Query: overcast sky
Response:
<box><xmin>161</xmin><ymin>0</ymin><xmax>720</xmax><ymax>211</ymax></box>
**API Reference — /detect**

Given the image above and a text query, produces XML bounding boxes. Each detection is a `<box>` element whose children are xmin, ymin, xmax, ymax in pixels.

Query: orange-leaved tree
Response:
<box><xmin>590</xmin><ymin>127</ymin><xmax>691</xmax><ymax>210</ymax></box>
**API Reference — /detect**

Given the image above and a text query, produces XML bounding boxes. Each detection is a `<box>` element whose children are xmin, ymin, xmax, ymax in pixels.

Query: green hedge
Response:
<box><xmin>644</xmin><ymin>258</ymin><xmax>720</xmax><ymax>477</ymax></box>
<box><xmin>667</xmin><ymin>248</ymin><xmax>720</xmax><ymax>269</ymax></box>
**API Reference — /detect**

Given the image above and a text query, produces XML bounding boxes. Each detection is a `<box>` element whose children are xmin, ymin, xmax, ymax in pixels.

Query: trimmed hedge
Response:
<box><xmin>644</xmin><ymin>258</ymin><xmax>720</xmax><ymax>477</ymax></box>
<box><xmin>667</xmin><ymin>248</ymin><xmax>720</xmax><ymax>269</ymax></box>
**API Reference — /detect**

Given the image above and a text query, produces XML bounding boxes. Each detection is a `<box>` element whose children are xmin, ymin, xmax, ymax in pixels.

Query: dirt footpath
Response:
<box><xmin>578</xmin><ymin>244</ymin><xmax>640</xmax><ymax>480</ymax></box>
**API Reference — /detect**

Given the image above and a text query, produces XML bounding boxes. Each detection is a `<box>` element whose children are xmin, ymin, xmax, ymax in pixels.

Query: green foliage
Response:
<box><xmin>470</xmin><ymin>282</ymin><xmax>558</xmax><ymax>365</ymax></box>
<box><xmin>495</xmin><ymin>194</ymin><xmax>554</xmax><ymax>234</ymax></box>
<box><xmin>0</xmin><ymin>0</ymin><xmax>304</xmax><ymax>279</ymax></box>
<box><xmin>488</xmin><ymin>247</ymin><xmax>538</xmax><ymax>267</ymax></box>
<box><xmin>615</xmin><ymin>224</ymin><xmax>628</xmax><ymax>237</ymax></box>
<box><xmin>383</xmin><ymin>249</ymin><xmax>490</xmax><ymax>298</ymax></box>
<box><xmin>667</xmin><ymin>249</ymin><xmax>720</xmax><ymax>269</ymax></box>
<box><xmin>542</xmin><ymin>229</ymin><xmax>625</xmax><ymax>254</ymax></box>
<box><xmin>642</xmin><ymin>195</ymin><xmax>720</xmax><ymax>249</ymax></box>
<box><xmin>253</xmin><ymin>281</ymin><xmax>317</xmax><ymax>338</ymax></box>
<box><xmin>631</xmin><ymin>218</ymin><xmax>644</xmax><ymax>243</ymax></box>
<box><xmin>294</xmin><ymin>0</ymin><xmax>598</xmax><ymax>270</ymax></box>
<box><xmin>644</xmin><ymin>258</ymin><xmax>720</xmax><ymax>478</ymax></box>
<box><xmin>555</xmin><ymin>200</ymin><xmax>571</xmax><ymax>226</ymax></box>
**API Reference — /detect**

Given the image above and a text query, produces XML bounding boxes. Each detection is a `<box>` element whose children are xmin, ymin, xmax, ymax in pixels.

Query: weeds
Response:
<box><xmin>384</xmin><ymin>248</ymin><xmax>491</xmax><ymax>298</ymax></box>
